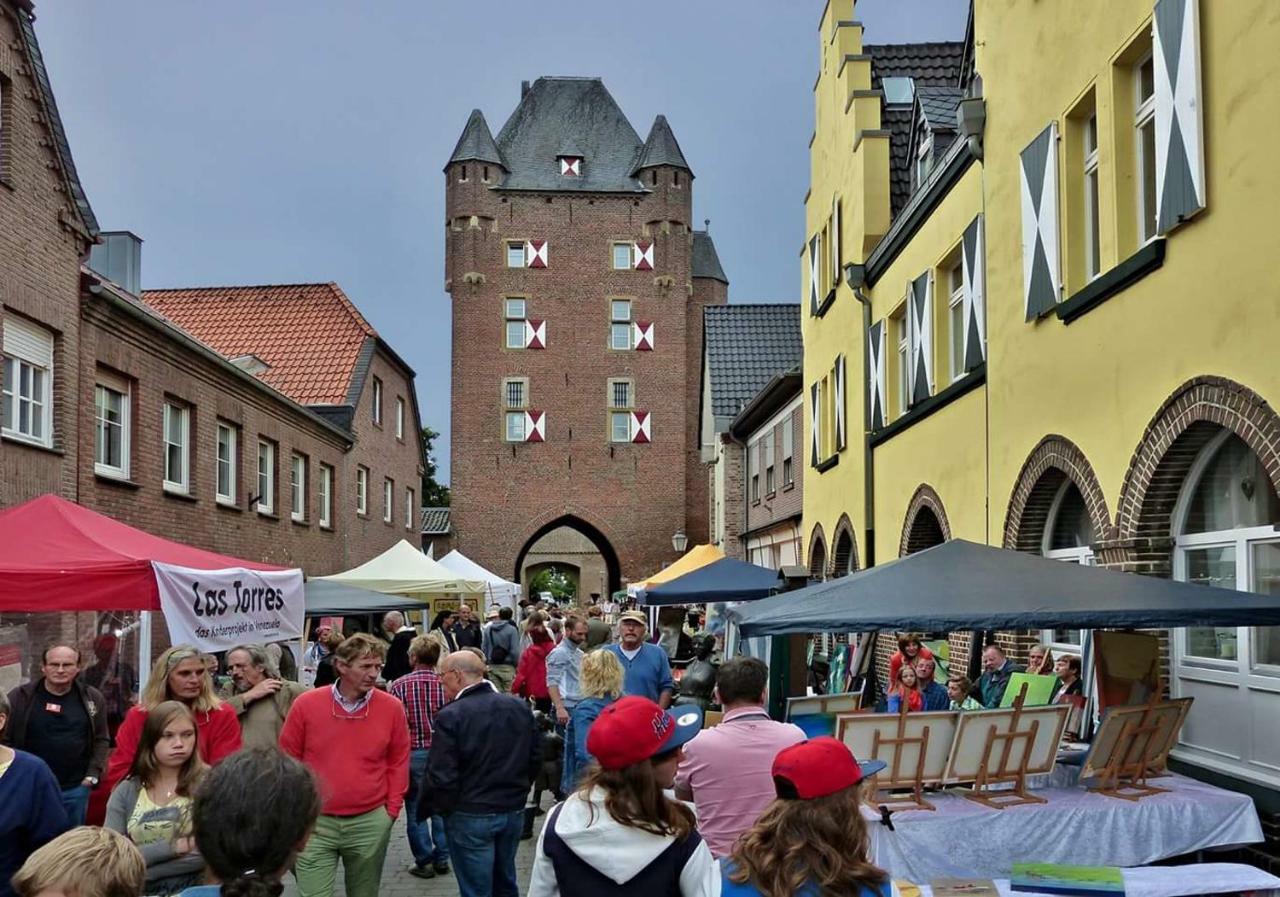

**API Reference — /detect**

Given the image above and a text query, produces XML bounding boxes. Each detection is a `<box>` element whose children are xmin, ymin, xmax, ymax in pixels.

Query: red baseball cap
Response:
<box><xmin>586</xmin><ymin>696</ymin><xmax>703</xmax><ymax>770</ymax></box>
<box><xmin>771</xmin><ymin>737</ymin><xmax>885</xmax><ymax>800</ymax></box>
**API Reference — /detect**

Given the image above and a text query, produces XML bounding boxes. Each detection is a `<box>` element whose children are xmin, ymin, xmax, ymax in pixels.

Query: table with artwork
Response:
<box><xmin>862</xmin><ymin>772</ymin><xmax>1263</xmax><ymax>883</ymax></box>
<box><xmin>911</xmin><ymin>863</ymin><xmax>1280</xmax><ymax>897</ymax></box>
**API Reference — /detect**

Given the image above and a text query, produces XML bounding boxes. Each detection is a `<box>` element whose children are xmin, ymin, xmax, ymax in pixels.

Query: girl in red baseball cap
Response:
<box><xmin>722</xmin><ymin>737</ymin><xmax>893</xmax><ymax>897</ymax></box>
<box><xmin>527</xmin><ymin>696</ymin><xmax>719</xmax><ymax>897</ymax></box>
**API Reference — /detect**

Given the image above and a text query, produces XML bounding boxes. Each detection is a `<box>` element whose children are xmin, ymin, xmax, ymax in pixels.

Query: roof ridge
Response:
<box><xmin>144</xmin><ymin>282</ymin><xmax>343</xmax><ymax>293</ymax></box>
<box><xmin>863</xmin><ymin>40</ymin><xmax>965</xmax><ymax>50</ymax></box>
<box><xmin>144</xmin><ymin>282</ymin><xmax>377</xmax><ymax>338</ymax></box>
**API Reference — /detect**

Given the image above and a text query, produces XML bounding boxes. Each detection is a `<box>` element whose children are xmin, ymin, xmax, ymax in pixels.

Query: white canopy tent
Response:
<box><xmin>437</xmin><ymin>549</ymin><xmax>522</xmax><ymax>609</ymax></box>
<box><xmin>315</xmin><ymin>540</ymin><xmax>487</xmax><ymax>597</ymax></box>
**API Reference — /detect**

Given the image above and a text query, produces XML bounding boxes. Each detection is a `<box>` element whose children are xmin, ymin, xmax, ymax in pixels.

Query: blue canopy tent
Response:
<box><xmin>639</xmin><ymin>557</ymin><xmax>782</xmax><ymax>605</ymax></box>
<box><xmin>725</xmin><ymin>539</ymin><xmax>1280</xmax><ymax>636</ymax></box>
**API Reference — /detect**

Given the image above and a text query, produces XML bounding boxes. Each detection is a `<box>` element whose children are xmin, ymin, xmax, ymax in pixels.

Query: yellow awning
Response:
<box><xmin>628</xmin><ymin>544</ymin><xmax>725</xmax><ymax>594</ymax></box>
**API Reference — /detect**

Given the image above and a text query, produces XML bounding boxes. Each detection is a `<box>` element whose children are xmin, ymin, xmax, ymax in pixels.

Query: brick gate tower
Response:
<box><xmin>445</xmin><ymin>77</ymin><xmax>729</xmax><ymax>593</ymax></box>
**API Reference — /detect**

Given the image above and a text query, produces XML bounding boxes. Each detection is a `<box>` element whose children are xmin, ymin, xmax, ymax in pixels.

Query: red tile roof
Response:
<box><xmin>141</xmin><ymin>283</ymin><xmax>376</xmax><ymax>406</ymax></box>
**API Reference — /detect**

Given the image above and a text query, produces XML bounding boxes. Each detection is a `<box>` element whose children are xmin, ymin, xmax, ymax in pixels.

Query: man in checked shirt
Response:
<box><xmin>388</xmin><ymin>636</ymin><xmax>450</xmax><ymax>879</ymax></box>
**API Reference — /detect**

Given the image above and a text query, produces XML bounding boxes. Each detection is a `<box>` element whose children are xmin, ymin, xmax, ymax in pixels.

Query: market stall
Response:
<box><xmin>314</xmin><ymin>539</ymin><xmax>487</xmax><ymax>612</ymax></box>
<box><xmin>626</xmin><ymin>543</ymin><xmax>724</xmax><ymax>597</ymax></box>
<box><xmin>639</xmin><ymin>556</ymin><xmax>782</xmax><ymax>605</ymax></box>
<box><xmin>304</xmin><ymin>579</ymin><xmax>426</xmax><ymax>615</ymax></box>
<box><xmin>436</xmin><ymin>548</ymin><xmax>522</xmax><ymax>609</ymax></box>
<box><xmin>0</xmin><ymin>494</ymin><xmax>304</xmax><ymax>688</ymax></box>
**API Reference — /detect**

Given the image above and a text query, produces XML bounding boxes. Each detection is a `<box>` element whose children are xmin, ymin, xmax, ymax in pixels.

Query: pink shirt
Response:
<box><xmin>674</xmin><ymin>706</ymin><xmax>806</xmax><ymax>858</ymax></box>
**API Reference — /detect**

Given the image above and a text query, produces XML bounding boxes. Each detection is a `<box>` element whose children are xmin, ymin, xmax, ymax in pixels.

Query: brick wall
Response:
<box><xmin>0</xmin><ymin>4</ymin><xmax>92</xmax><ymax>508</ymax></box>
<box><xmin>448</xmin><ymin>161</ymin><xmax>720</xmax><ymax>586</ymax></box>
<box><xmin>718</xmin><ymin>435</ymin><xmax>745</xmax><ymax>560</ymax></box>
<box><xmin>340</xmin><ymin>349</ymin><xmax>426</xmax><ymax>566</ymax></box>
<box><xmin>77</xmin><ymin>293</ymin><xmax>354</xmax><ymax>574</ymax></box>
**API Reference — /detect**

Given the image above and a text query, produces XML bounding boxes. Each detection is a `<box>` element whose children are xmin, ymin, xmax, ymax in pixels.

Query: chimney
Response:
<box><xmin>87</xmin><ymin>231</ymin><xmax>143</xmax><ymax>296</ymax></box>
<box><xmin>521</xmin><ymin>80</ymin><xmax>530</xmax><ymax>98</ymax></box>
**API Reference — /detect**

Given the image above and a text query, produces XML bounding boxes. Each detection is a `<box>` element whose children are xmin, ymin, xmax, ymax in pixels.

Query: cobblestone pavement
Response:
<box><xmin>281</xmin><ymin>801</ymin><xmax>548</xmax><ymax>897</ymax></box>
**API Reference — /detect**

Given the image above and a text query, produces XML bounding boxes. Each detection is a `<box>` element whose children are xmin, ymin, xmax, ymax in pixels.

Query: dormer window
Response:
<box><xmin>915</xmin><ymin>136</ymin><xmax>933</xmax><ymax>188</ymax></box>
<box><xmin>558</xmin><ymin>156</ymin><xmax>582</xmax><ymax>176</ymax></box>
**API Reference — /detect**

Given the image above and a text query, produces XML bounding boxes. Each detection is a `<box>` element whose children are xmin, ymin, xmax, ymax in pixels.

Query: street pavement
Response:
<box><xmin>282</xmin><ymin>803</ymin><xmax>547</xmax><ymax>897</ymax></box>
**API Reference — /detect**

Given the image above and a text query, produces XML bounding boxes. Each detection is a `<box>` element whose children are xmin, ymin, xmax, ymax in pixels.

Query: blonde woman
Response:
<box><xmin>105</xmin><ymin>702</ymin><xmax>207</xmax><ymax>895</ymax></box>
<box><xmin>104</xmin><ymin>646</ymin><xmax>241</xmax><ymax>796</ymax></box>
<box><xmin>564</xmin><ymin>649</ymin><xmax>625</xmax><ymax>792</ymax></box>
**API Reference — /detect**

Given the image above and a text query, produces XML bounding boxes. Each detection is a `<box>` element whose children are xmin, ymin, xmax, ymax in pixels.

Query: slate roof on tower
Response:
<box><xmin>492</xmin><ymin>77</ymin><xmax>649</xmax><ymax>193</ymax></box>
<box><xmin>692</xmin><ymin>231</ymin><xmax>728</xmax><ymax>284</ymax></box>
<box><xmin>446</xmin><ymin>109</ymin><xmax>505</xmax><ymax>171</ymax></box>
<box><xmin>703</xmin><ymin>304</ymin><xmax>803</xmax><ymax>428</ymax></box>
<box><xmin>632</xmin><ymin>115</ymin><xmax>693</xmax><ymax>176</ymax></box>
<box><xmin>865</xmin><ymin>42</ymin><xmax>966</xmax><ymax>218</ymax></box>
<box><xmin>141</xmin><ymin>283</ymin><xmax>380</xmax><ymax>407</ymax></box>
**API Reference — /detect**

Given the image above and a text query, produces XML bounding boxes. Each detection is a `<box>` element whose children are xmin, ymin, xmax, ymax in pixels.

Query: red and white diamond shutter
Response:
<box><xmin>559</xmin><ymin>156</ymin><xmax>582</xmax><ymax>176</ymax></box>
<box><xmin>833</xmin><ymin>354</ymin><xmax>846</xmax><ymax>452</ymax></box>
<box><xmin>525</xmin><ymin>240</ymin><xmax>548</xmax><ymax>269</ymax></box>
<box><xmin>632</xmin><ymin>240</ymin><xmax>654</xmax><ymax>271</ymax></box>
<box><xmin>1153</xmin><ymin>0</ymin><xmax>1205</xmax><ymax>234</ymax></box>
<box><xmin>629</xmin><ymin>411</ymin><xmax>651</xmax><ymax>444</ymax></box>
<box><xmin>524</xmin><ymin>319</ymin><xmax>546</xmax><ymax>350</ymax></box>
<box><xmin>524</xmin><ymin>410</ymin><xmax>545</xmax><ymax>443</ymax></box>
<box><xmin>632</xmin><ymin>321</ymin><xmax>654</xmax><ymax>351</ymax></box>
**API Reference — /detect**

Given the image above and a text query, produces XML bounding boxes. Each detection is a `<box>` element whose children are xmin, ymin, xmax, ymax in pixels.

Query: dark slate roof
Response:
<box><xmin>446</xmin><ymin>109</ymin><xmax>505</xmax><ymax>171</ymax></box>
<box><xmin>704</xmin><ymin>304</ymin><xmax>803</xmax><ymax>425</ymax></box>
<box><xmin>632</xmin><ymin>115</ymin><xmax>692</xmax><ymax>175</ymax></box>
<box><xmin>917</xmin><ymin>86</ymin><xmax>962</xmax><ymax>132</ymax></box>
<box><xmin>692</xmin><ymin>231</ymin><xmax>728</xmax><ymax>284</ymax></box>
<box><xmin>866</xmin><ymin>42</ymin><xmax>965</xmax><ymax>219</ymax></box>
<box><xmin>17</xmin><ymin>10</ymin><xmax>98</xmax><ymax>238</ymax></box>
<box><xmin>421</xmin><ymin>507</ymin><xmax>451</xmax><ymax>535</ymax></box>
<box><xmin>494</xmin><ymin>77</ymin><xmax>647</xmax><ymax>193</ymax></box>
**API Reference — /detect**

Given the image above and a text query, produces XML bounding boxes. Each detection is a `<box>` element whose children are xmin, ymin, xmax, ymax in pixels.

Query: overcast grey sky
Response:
<box><xmin>35</xmin><ymin>0</ymin><xmax>968</xmax><ymax>482</ymax></box>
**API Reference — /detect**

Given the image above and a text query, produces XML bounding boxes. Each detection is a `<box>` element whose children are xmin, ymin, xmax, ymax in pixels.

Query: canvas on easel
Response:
<box><xmin>1079</xmin><ymin>695</ymin><xmax>1193</xmax><ymax>799</ymax></box>
<box><xmin>943</xmin><ymin>687</ymin><xmax>1069</xmax><ymax>809</ymax></box>
<box><xmin>1093</xmin><ymin>631</ymin><xmax>1161</xmax><ymax>711</ymax></box>
<box><xmin>836</xmin><ymin>705</ymin><xmax>958</xmax><ymax>811</ymax></box>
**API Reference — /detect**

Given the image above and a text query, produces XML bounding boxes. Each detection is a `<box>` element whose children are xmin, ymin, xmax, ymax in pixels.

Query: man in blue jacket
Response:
<box><xmin>605</xmin><ymin>611</ymin><xmax>674</xmax><ymax>708</ymax></box>
<box><xmin>423</xmin><ymin>650</ymin><xmax>541</xmax><ymax>897</ymax></box>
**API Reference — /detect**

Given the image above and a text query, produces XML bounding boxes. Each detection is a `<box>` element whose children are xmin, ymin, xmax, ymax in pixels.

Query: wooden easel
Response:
<box><xmin>962</xmin><ymin>685</ymin><xmax>1045</xmax><ymax>810</ymax></box>
<box><xmin>865</xmin><ymin>701</ymin><xmax>937</xmax><ymax>811</ymax></box>
<box><xmin>1087</xmin><ymin>691</ymin><xmax>1172</xmax><ymax>802</ymax></box>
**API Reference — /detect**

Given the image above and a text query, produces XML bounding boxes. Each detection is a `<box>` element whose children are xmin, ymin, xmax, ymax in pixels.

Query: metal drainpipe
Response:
<box><xmin>852</xmin><ymin>286</ymin><xmax>876</xmax><ymax>569</ymax></box>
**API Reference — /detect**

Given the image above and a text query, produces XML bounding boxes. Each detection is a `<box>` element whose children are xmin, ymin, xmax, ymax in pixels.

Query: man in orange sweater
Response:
<box><xmin>280</xmin><ymin>633</ymin><xmax>410</xmax><ymax>897</ymax></box>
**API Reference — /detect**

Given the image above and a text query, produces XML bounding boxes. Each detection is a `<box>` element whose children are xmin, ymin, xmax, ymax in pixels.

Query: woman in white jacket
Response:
<box><xmin>528</xmin><ymin>696</ymin><xmax>718</xmax><ymax>897</ymax></box>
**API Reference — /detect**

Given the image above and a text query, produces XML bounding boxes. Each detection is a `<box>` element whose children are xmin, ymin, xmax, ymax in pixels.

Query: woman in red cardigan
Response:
<box><xmin>512</xmin><ymin>617</ymin><xmax>554</xmax><ymax>712</ymax></box>
<box><xmin>103</xmin><ymin>645</ymin><xmax>241</xmax><ymax>795</ymax></box>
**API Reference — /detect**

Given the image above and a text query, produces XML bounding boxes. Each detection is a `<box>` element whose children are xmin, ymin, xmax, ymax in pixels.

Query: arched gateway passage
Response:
<box><xmin>514</xmin><ymin>514</ymin><xmax>622</xmax><ymax>599</ymax></box>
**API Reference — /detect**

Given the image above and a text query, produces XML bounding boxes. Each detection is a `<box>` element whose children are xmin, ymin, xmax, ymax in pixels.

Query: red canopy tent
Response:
<box><xmin>0</xmin><ymin>494</ymin><xmax>285</xmax><ymax>611</ymax></box>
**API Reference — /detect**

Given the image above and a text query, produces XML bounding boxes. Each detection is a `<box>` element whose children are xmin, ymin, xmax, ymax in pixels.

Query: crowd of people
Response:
<box><xmin>13</xmin><ymin>608</ymin><xmax>1094</xmax><ymax>897</ymax></box>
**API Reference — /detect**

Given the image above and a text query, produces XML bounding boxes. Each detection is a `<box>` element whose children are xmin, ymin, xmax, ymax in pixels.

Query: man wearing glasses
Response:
<box><xmin>5</xmin><ymin>643</ymin><xmax>110</xmax><ymax>826</ymax></box>
<box><xmin>280</xmin><ymin>633</ymin><xmax>410</xmax><ymax>897</ymax></box>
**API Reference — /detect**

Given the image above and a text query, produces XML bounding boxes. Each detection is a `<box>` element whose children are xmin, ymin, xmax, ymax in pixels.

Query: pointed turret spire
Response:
<box><xmin>445</xmin><ymin>109</ymin><xmax>506</xmax><ymax>172</ymax></box>
<box><xmin>631</xmin><ymin>114</ymin><xmax>692</xmax><ymax>177</ymax></box>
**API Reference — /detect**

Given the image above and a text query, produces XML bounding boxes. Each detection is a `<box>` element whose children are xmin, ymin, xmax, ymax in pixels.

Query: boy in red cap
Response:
<box><xmin>527</xmin><ymin>696</ymin><xmax>719</xmax><ymax>897</ymax></box>
<box><xmin>721</xmin><ymin>737</ymin><xmax>893</xmax><ymax>897</ymax></box>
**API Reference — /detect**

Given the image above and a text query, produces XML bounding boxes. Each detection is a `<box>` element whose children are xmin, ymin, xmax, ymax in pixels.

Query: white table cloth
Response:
<box><xmin>912</xmin><ymin>864</ymin><xmax>1280</xmax><ymax>897</ymax></box>
<box><xmin>864</xmin><ymin>772</ymin><xmax>1263</xmax><ymax>883</ymax></box>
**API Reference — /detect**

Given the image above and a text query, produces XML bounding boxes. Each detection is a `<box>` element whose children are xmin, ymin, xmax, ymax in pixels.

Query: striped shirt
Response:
<box><xmin>389</xmin><ymin>668</ymin><xmax>446</xmax><ymax>750</ymax></box>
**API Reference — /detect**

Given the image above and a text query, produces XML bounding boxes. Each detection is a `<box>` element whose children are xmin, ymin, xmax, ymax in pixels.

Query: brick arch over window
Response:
<box><xmin>1111</xmin><ymin>377</ymin><xmax>1280</xmax><ymax>576</ymax></box>
<box><xmin>1003</xmin><ymin>435</ymin><xmax>1113</xmax><ymax>553</ymax></box>
<box><xmin>808</xmin><ymin>523</ymin><xmax>828</xmax><ymax>580</ymax></box>
<box><xmin>899</xmin><ymin>484</ymin><xmax>952</xmax><ymax>557</ymax></box>
<box><xmin>830</xmin><ymin>513</ymin><xmax>859</xmax><ymax>577</ymax></box>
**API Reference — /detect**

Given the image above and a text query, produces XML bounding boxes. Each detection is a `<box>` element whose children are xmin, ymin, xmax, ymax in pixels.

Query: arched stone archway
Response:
<box><xmin>830</xmin><ymin>513</ymin><xmax>859</xmax><ymax>577</ymax></box>
<box><xmin>899</xmin><ymin>484</ymin><xmax>951</xmax><ymax>557</ymax></box>
<box><xmin>808</xmin><ymin>522</ymin><xmax>828</xmax><ymax>581</ymax></box>
<box><xmin>1111</xmin><ymin>376</ymin><xmax>1280</xmax><ymax>576</ymax></box>
<box><xmin>514</xmin><ymin>513</ymin><xmax>622</xmax><ymax>596</ymax></box>
<box><xmin>1003</xmin><ymin>435</ymin><xmax>1113</xmax><ymax>553</ymax></box>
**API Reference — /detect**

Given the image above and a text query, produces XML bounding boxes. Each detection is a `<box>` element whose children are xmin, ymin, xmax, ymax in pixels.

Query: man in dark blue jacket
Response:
<box><xmin>423</xmin><ymin>650</ymin><xmax>540</xmax><ymax>897</ymax></box>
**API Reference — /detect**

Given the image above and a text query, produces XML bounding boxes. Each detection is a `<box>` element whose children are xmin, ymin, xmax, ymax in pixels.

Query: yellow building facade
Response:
<box><xmin>804</xmin><ymin>0</ymin><xmax>1280</xmax><ymax>799</ymax></box>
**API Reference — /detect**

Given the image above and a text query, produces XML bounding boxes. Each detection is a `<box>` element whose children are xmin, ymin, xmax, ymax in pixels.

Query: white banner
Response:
<box><xmin>153</xmin><ymin>562</ymin><xmax>305</xmax><ymax>653</ymax></box>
